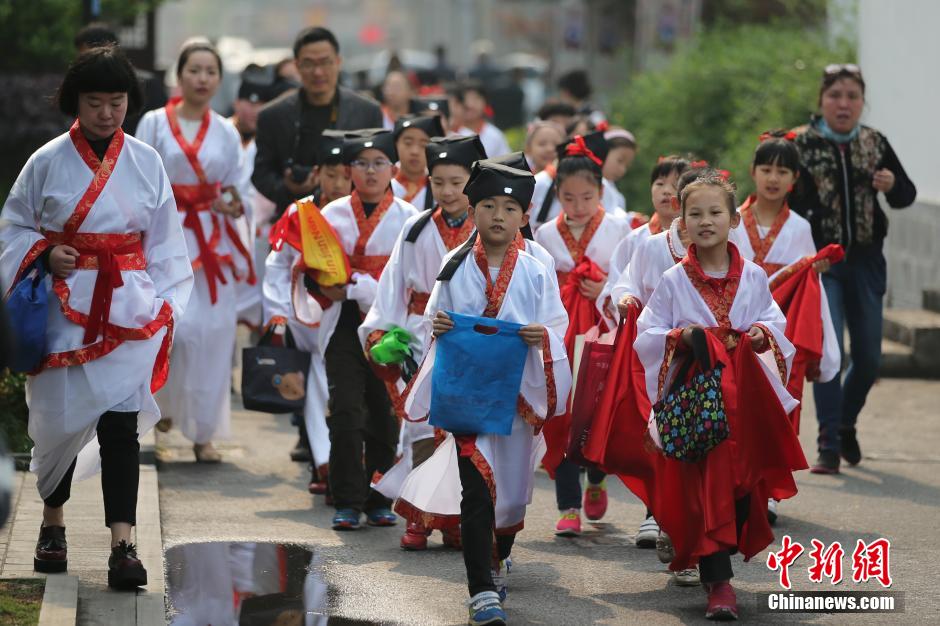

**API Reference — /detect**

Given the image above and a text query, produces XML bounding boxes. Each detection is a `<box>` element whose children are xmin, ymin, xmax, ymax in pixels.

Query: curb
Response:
<box><xmin>37</xmin><ymin>574</ymin><xmax>78</xmax><ymax>626</ymax></box>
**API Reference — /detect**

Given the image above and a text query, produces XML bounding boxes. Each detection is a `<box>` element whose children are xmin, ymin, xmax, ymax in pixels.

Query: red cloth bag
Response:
<box><xmin>566</xmin><ymin>326</ymin><xmax>616</xmax><ymax>466</ymax></box>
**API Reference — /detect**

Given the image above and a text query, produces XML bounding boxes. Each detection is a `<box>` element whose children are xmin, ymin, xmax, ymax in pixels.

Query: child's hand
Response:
<box><xmin>518</xmin><ymin>324</ymin><xmax>545</xmax><ymax>346</ymax></box>
<box><xmin>432</xmin><ymin>311</ymin><xmax>453</xmax><ymax>337</ymax></box>
<box><xmin>49</xmin><ymin>245</ymin><xmax>79</xmax><ymax>278</ymax></box>
<box><xmin>617</xmin><ymin>294</ymin><xmax>641</xmax><ymax>318</ymax></box>
<box><xmin>747</xmin><ymin>325</ymin><xmax>766</xmax><ymax>350</ymax></box>
<box><xmin>319</xmin><ymin>284</ymin><xmax>346</xmax><ymax>302</ymax></box>
<box><xmin>812</xmin><ymin>258</ymin><xmax>831</xmax><ymax>274</ymax></box>
<box><xmin>578</xmin><ymin>277</ymin><xmax>604</xmax><ymax>300</ymax></box>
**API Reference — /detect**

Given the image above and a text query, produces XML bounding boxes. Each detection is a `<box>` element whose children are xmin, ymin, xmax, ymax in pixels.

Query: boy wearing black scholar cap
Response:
<box><xmin>298</xmin><ymin>128</ymin><xmax>419</xmax><ymax>530</ymax></box>
<box><xmin>360</xmin><ymin>134</ymin><xmax>486</xmax><ymax>552</ymax></box>
<box><xmin>399</xmin><ymin>161</ymin><xmax>571</xmax><ymax>625</ymax></box>
<box><xmin>313</xmin><ymin>129</ymin><xmax>352</xmax><ymax>207</ymax></box>
<box><xmin>391</xmin><ymin>114</ymin><xmax>445</xmax><ymax>211</ymax></box>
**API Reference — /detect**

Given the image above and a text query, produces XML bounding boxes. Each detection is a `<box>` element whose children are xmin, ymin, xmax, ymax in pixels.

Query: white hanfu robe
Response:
<box><xmin>635</xmin><ymin>244</ymin><xmax>799</xmax><ymax>433</ymax></box>
<box><xmin>262</xmin><ymin>202</ymin><xmax>331</xmax><ymax>470</ymax></box>
<box><xmin>0</xmin><ymin>124</ymin><xmax>192</xmax><ymax>498</ymax></box>
<box><xmin>611</xmin><ymin>217</ymin><xmax>688</xmax><ymax>313</ymax></box>
<box><xmin>528</xmin><ymin>167</ymin><xmax>626</xmax><ymax>231</ymax></box>
<box><xmin>397</xmin><ymin>241</ymin><xmax>571</xmax><ymax>532</ymax></box>
<box><xmin>732</xmin><ymin>199</ymin><xmax>839</xmax><ymax>382</ymax></box>
<box><xmin>359</xmin><ymin>208</ymin><xmax>475</xmax><ymax>500</ymax></box>
<box><xmin>458</xmin><ymin>121</ymin><xmax>511</xmax><ymax>159</ymax></box>
<box><xmin>391</xmin><ymin>175</ymin><xmax>433</xmax><ymax>212</ymax></box>
<box><xmin>597</xmin><ymin>214</ymin><xmax>663</xmax><ymax>320</ymax></box>
<box><xmin>535</xmin><ymin>210</ymin><xmax>630</xmax><ymax>280</ymax></box>
<box><xmin>137</xmin><ymin>102</ymin><xmax>252</xmax><ymax>444</ymax></box>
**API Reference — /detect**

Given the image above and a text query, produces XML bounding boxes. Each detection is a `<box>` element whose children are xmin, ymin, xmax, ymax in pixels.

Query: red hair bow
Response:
<box><xmin>595</xmin><ymin>120</ymin><xmax>610</xmax><ymax>132</ymax></box>
<box><xmin>717</xmin><ymin>169</ymin><xmax>731</xmax><ymax>181</ymax></box>
<box><xmin>689</xmin><ymin>159</ymin><xmax>709</xmax><ymax>168</ymax></box>
<box><xmin>565</xmin><ymin>135</ymin><xmax>603</xmax><ymax>166</ymax></box>
<box><xmin>759</xmin><ymin>130</ymin><xmax>798</xmax><ymax>142</ymax></box>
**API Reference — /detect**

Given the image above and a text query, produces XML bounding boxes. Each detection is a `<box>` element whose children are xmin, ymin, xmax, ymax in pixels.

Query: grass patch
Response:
<box><xmin>0</xmin><ymin>578</ymin><xmax>44</xmax><ymax>625</ymax></box>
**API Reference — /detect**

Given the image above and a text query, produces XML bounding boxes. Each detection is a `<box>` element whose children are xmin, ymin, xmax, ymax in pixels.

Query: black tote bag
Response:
<box><xmin>241</xmin><ymin>327</ymin><xmax>311</xmax><ymax>414</ymax></box>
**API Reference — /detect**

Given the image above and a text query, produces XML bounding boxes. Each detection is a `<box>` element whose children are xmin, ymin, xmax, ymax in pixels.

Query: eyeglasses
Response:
<box><xmin>350</xmin><ymin>159</ymin><xmax>392</xmax><ymax>171</ymax></box>
<box><xmin>297</xmin><ymin>57</ymin><xmax>336</xmax><ymax>72</ymax></box>
<box><xmin>824</xmin><ymin>63</ymin><xmax>861</xmax><ymax>77</ymax></box>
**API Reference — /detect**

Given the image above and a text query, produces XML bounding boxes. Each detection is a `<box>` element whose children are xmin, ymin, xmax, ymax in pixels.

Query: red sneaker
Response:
<box><xmin>704</xmin><ymin>581</ymin><xmax>738</xmax><ymax>621</ymax></box>
<box><xmin>400</xmin><ymin>522</ymin><xmax>431</xmax><ymax>550</ymax></box>
<box><xmin>441</xmin><ymin>526</ymin><xmax>462</xmax><ymax>550</ymax></box>
<box><xmin>583</xmin><ymin>480</ymin><xmax>608</xmax><ymax>521</ymax></box>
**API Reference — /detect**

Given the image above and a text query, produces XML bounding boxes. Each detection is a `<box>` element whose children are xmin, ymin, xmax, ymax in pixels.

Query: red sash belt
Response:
<box><xmin>44</xmin><ymin>230</ymin><xmax>146</xmax><ymax>345</ymax></box>
<box><xmin>408</xmin><ymin>291</ymin><xmax>431</xmax><ymax>316</ymax></box>
<box><xmin>172</xmin><ymin>182</ymin><xmax>227</xmax><ymax>303</ymax></box>
<box><xmin>349</xmin><ymin>254</ymin><xmax>389</xmax><ymax>281</ymax></box>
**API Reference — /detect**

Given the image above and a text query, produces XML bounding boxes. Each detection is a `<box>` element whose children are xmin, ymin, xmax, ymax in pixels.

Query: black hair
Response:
<box><xmin>564</xmin><ymin>114</ymin><xmax>595</xmax><ymax>136</ymax></box>
<box><xmin>460</xmin><ymin>79</ymin><xmax>488</xmax><ymax>104</ymax></box>
<box><xmin>293</xmin><ymin>26</ymin><xmax>340</xmax><ymax>57</ymax></box>
<box><xmin>557</xmin><ymin>69</ymin><xmax>592</xmax><ymax>101</ymax></box>
<box><xmin>649</xmin><ymin>155</ymin><xmax>690</xmax><ymax>185</ymax></box>
<box><xmin>176</xmin><ymin>41</ymin><xmax>222</xmax><ymax>78</ymax></box>
<box><xmin>679</xmin><ymin>169</ymin><xmax>737</xmax><ymax>215</ymax></box>
<box><xmin>676</xmin><ymin>165</ymin><xmax>709</xmax><ymax>198</ymax></box>
<box><xmin>556</xmin><ymin>155</ymin><xmax>603</xmax><ymax>191</ymax></box>
<box><xmin>752</xmin><ymin>131</ymin><xmax>801</xmax><ymax>172</ymax></box>
<box><xmin>74</xmin><ymin>22</ymin><xmax>119</xmax><ymax>49</ymax></box>
<box><xmin>536</xmin><ymin>101</ymin><xmax>576</xmax><ymax>121</ymax></box>
<box><xmin>56</xmin><ymin>46</ymin><xmax>142</xmax><ymax>117</ymax></box>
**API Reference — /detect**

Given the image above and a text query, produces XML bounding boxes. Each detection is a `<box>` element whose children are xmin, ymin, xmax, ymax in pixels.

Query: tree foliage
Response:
<box><xmin>608</xmin><ymin>23</ymin><xmax>853</xmax><ymax>209</ymax></box>
<box><xmin>0</xmin><ymin>0</ymin><xmax>162</xmax><ymax>72</ymax></box>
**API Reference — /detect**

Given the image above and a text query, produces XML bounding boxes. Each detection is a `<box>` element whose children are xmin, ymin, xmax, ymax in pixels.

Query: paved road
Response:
<box><xmin>156</xmin><ymin>376</ymin><xmax>940</xmax><ymax>624</ymax></box>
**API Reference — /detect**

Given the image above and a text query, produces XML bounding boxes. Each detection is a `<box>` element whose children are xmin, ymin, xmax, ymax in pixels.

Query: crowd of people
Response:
<box><xmin>0</xmin><ymin>19</ymin><xmax>917</xmax><ymax>626</ymax></box>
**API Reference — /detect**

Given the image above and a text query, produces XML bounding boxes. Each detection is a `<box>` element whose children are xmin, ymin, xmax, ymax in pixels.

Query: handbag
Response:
<box><xmin>429</xmin><ymin>311</ymin><xmax>528</xmax><ymax>436</ymax></box>
<box><xmin>566</xmin><ymin>324</ymin><xmax>617</xmax><ymax>466</ymax></box>
<box><xmin>6</xmin><ymin>260</ymin><xmax>48</xmax><ymax>373</ymax></box>
<box><xmin>241</xmin><ymin>326</ymin><xmax>311</xmax><ymax>414</ymax></box>
<box><xmin>653</xmin><ymin>327</ymin><xmax>728</xmax><ymax>463</ymax></box>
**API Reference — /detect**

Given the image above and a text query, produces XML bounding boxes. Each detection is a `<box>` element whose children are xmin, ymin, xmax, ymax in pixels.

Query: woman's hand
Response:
<box><xmin>49</xmin><ymin>245</ymin><xmax>79</xmax><ymax>278</ymax></box>
<box><xmin>519</xmin><ymin>324</ymin><xmax>545</xmax><ymax>346</ymax></box>
<box><xmin>578</xmin><ymin>277</ymin><xmax>604</xmax><ymax>300</ymax></box>
<box><xmin>872</xmin><ymin>168</ymin><xmax>896</xmax><ymax>193</ymax></box>
<box><xmin>747</xmin><ymin>325</ymin><xmax>766</xmax><ymax>350</ymax></box>
<box><xmin>813</xmin><ymin>258</ymin><xmax>831</xmax><ymax>274</ymax></box>
<box><xmin>432</xmin><ymin>311</ymin><xmax>454</xmax><ymax>338</ymax></box>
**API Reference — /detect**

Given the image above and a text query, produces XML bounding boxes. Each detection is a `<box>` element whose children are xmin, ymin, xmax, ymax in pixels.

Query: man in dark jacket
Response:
<box><xmin>253</xmin><ymin>27</ymin><xmax>383</xmax><ymax>217</ymax></box>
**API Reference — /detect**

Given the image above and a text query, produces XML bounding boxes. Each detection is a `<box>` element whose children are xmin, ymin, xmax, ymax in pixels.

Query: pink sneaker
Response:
<box><xmin>555</xmin><ymin>509</ymin><xmax>582</xmax><ymax>537</ymax></box>
<box><xmin>583</xmin><ymin>480</ymin><xmax>608</xmax><ymax>521</ymax></box>
<box><xmin>704</xmin><ymin>581</ymin><xmax>738</xmax><ymax>620</ymax></box>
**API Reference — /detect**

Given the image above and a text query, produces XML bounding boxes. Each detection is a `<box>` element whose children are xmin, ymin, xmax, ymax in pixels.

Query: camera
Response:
<box><xmin>287</xmin><ymin>160</ymin><xmax>313</xmax><ymax>184</ymax></box>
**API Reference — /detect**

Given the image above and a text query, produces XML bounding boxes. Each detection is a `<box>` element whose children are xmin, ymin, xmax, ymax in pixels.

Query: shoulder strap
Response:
<box><xmin>436</xmin><ymin>230</ymin><xmax>478</xmax><ymax>281</ymax></box>
<box><xmin>536</xmin><ymin>178</ymin><xmax>556</xmax><ymax>224</ymax></box>
<box><xmin>423</xmin><ymin>185</ymin><xmax>435</xmax><ymax>211</ymax></box>
<box><xmin>519</xmin><ymin>223</ymin><xmax>535</xmax><ymax>240</ymax></box>
<box><xmin>405</xmin><ymin>209</ymin><xmax>435</xmax><ymax>243</ymax></box>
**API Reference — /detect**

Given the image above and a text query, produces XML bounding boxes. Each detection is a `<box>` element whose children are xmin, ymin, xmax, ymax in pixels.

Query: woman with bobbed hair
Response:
<box><xmin>0</xmin><ymin>46</ymin><xmax>193</xmax><ymax>587</ymax></box>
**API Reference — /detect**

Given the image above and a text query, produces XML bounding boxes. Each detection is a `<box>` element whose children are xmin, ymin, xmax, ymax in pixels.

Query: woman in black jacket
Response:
<box><xmin>790</xmin><ymin>64</ymin><xmax>916</xmax><ymax>474</ymax></box>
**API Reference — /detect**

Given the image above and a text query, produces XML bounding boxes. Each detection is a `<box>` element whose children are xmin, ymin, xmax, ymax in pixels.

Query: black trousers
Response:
<box><xmin>458</xmin><ymin>453</ymin><xmax>515</xmax><ymax>597</ymax></box>
<box><xmin>554</xmin><ymin>458</ymin><xmax>607</xmax><ymax>510</ymax></box>
<box><xmin>43</xmin><ymin>411</ymin><xmax>140</xmax><ymax>527</ymax></box>
<box><xmin>698</xmin><ymin>495</ymin><xmax>752</xmax><ymax>584</ymax></box>
<box><xmin>324</xmin><ymin>302</ymin><xmax>398</xmax><ymax>512</ymax></box>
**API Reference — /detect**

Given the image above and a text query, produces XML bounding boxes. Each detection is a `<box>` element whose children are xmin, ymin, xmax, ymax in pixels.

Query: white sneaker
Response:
<box><xmin>656</xmin><ymin>531</ymin><xmax>675</xmax><ymax>564</ymax></box>
<box><xmin>767</xmin><ymin>498</ymin><xmax>779</xmax><ymax>525</ymax></box>
<box><xmin>673</xmin><ymin>566</ymin><xmax>701</xmax><ymax>586</ymax></box>
<box><xmin>636</xmin><ymin>516</ymin><xmax>660</xmax><ymax>548</ymax></box>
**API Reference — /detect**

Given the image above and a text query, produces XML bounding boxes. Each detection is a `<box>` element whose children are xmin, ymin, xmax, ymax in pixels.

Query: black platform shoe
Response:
<box><xmin>34</xmin><ymin>524</ymin><xmax>68</xmax><ymax>573</ymax></box>
<box><xmin>107</xmin><ymin>540</ymin><xmax>148</xmax><ymax>590</ymax></box>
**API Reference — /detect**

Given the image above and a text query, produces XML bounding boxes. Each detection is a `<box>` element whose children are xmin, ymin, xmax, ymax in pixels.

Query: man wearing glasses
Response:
<box><xmin>252</xmin><ymin>27</ymin><xmax>383</xmax><ymax>219</ymax></box>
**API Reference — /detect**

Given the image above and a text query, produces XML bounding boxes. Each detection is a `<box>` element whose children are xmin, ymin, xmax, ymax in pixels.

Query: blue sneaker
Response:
<box><xmin>365</xmin><ymin>508</ymin><xmax>397</xmax><ymax>527</ymax></box>
<box><xmin>492</xmin><ymin>557</ymin><xmax>512</xmax><ymax>602</ymax></box>
<box><xmin>332</xmin><ymin>509</ymin><xmax>361</xmax><ymax>530</ymax></box>
<box><xmin>467</xmin><ymin>591</ymin><xmax>506</xmax><ymax>625</ymax></box>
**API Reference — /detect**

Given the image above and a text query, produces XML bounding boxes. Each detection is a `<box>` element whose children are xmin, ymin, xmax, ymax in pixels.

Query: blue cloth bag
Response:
<box><xmin>430</xmin><ymin>311</ymin><xmax>529</xmax><ymax>436</ymax></box>
<box><xmin>6</xmin><ymin>260</ymin><xmax>48</xmax><ymax>373</ymax></box>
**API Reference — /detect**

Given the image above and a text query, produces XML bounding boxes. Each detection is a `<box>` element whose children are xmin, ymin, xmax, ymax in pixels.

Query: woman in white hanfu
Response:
<box><xmin>136</xmin><ymin>41</ymin><xmax>253</xmax><ymax>462</ymax></box>
<box><xmin>0</xmin><ymin>48</ymin><xmax>192</xmax><ymax>587</ymax></box>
